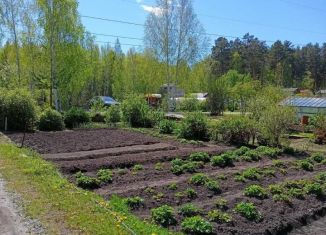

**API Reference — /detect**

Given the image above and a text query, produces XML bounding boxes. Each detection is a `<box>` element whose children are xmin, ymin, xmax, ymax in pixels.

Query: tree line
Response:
<box><xmin>0</xmin><ymin>0</ymin><xmax>325</xmax><ymax>111</ymax></box>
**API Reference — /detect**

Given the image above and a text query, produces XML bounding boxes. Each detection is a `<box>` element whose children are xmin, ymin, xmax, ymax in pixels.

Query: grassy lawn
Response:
<box><xmin>0</xmin><ymin>139</ymin><xmax>172</xmax><ymax>235</ymax></box>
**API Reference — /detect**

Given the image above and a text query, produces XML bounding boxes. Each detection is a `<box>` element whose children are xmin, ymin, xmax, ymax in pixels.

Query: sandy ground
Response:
<box><xmin>0</xmin><ymin>177</ymin><xmax>44</xmax><ymax>235</ymax></box>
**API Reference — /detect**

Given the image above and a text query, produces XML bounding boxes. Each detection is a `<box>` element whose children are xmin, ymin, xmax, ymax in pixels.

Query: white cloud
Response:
<box><xmin>141</xmin><ymin>4</ymin><xmax>164</xmax><ymax>16</ymax></box>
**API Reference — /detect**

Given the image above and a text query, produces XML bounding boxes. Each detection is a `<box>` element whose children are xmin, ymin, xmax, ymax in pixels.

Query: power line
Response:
<box><xmin>80</xmin><ymin>15</ymin><xmax>144</xmax><ymax>26</ymax></box>
<box><xmin>89</xmin><ymin>32</ymin><xmax>143</xmax><ymax>41</ymax></box>
<box><xmin>278</xmin><ymin>0</ymin><xmax>326</xmax><ymax>13</ymax></box>
<box><xmin>95</xmin><ymin>40</ymin><xmax>143</xmax><ymax>47</ymax></box>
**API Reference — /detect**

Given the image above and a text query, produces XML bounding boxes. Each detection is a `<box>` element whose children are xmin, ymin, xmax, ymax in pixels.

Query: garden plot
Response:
<box><xmin>7</xmin><ymin>129</ymin><xmax>326</xmax><ymax>234</ymax></box>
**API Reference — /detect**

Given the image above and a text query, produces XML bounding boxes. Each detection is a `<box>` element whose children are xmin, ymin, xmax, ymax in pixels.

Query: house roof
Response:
<box><xmin>282</xmin><ymin>97</ymin><xmax>326</xmax><ymax>108</ymax></box>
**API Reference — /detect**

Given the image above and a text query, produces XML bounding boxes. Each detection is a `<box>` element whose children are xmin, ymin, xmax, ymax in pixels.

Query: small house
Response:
<box><xmin>281</xmin><ymin>97</ymin><xmax>326</xmax><ymax>124</ymax></box>
<box><xmin>159</xmin><ymin>84</ymin><xmax>185</xmax><ymax>98</ymax></box>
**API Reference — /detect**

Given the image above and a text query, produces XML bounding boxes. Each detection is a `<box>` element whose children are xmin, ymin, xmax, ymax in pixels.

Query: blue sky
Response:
<box><xmin>78</xmin><ymin>0</ymin><xmax>326</xmax><ymax>52</ymax></box>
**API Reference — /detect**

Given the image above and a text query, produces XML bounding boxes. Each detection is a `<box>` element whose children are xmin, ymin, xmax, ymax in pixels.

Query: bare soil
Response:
<box><xmin>7</xmin><ymin>128</ymin><xmax>326</xmax><ymax>235</ymax></box>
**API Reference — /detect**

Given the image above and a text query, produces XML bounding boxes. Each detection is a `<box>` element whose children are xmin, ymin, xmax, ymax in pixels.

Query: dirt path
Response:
<box><xmin>0</xmin><ymin>177</ymin><xmax>29</xmax><ymax>235</ymax></box>
<box><xmin>0</xmin><ymin>177</ymin><xmax>44</xmax><ymax>235</ymax></box>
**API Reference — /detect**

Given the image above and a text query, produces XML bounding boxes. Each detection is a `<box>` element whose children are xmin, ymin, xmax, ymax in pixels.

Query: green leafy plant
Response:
<box><xmin>207</xmin><ymin>210</ymin><xmax>232</xmax><ymax>223</ymax></box>
<box><xmin>211</xmin><ymin>153</ymin><xmax>234</xmax><ymax>167</ymax></box>
<box><xmin>181</xmin><ymin>216</ymin><xmax>213</xmax><ymax>234</ymax></box>
<box><xmin>64</xmin><ymin>107</ymin><xmax>90</xmax><ymax>129</ymax></box>
<box><xmin>75</xmin><ymin>172</ymin><xmax>100</xmax><ymax>189</ymax></box>
<box><xmin>206</xmin><ymin>180</ymin><xmax>221</xmax><ymax>193</ymax></box>
<box><xmin>105</xmin><ymin>105</ymin><xmax>121</xmax><ymax>125</ymax></box>
<box><xmin>215</xmin><ymin>198</ymin><xmax>228</xmax><ymax>210</ymax></box>
<box><xmin>178</xmin><ymin>203</ymin><xmax>200</xmax><ymax>217</ymax></box>
<box><xmin>182</xmin><ymin>161</ymin><xmax>204</xmax><ymax>173</ymax></box>
<box><xmin>151</xmin><ymin>205</ymin><xmax>176</xmax><ymax>227</ymax></box>
<box><xmin>188</xmin><ymin>152</ymin><xmax>210</xmax><ymax>162</ymax></box>
<box><xmin>168</xmin><ymin>182</ymin><xmax>178</xmax><ymax>190</ymax></box>
<box><xmin>178</xmin><ymin>112</ymin><xmax>208</xmax><ymax>140</ymax></box>
<box><xmin>96</xmin><ymin>169</ymin><xmax>113</xmax><ymax>183</ymax></box>
<box><xmin>124</xmin><ymin>196</ymin><xmax>144</xmax><ymax>210</ymax></box>
<box><xmin>189</xmin><ymin>173</ymin><xmax>209</xmax><ymax>185</ymax></box>
<box><xmin>272</xmin><ymin>160</ymin><xmax>287</xmax><ymax>168</ymax></box>
<box><xmin>273</xmin><ymin>193</ymin><xmax>291</xmax><ymax>203</ymax></box>
<box><xmin>268</xmin><ymin>184</ymin><xmax>284</xmax><ymax>195</ymax></box>
<box><xmin>256</xmin><ymin>146</ymin><xmax>281</xmax><ymax>158</ymax></box>
<box><xmin>155</xmin><ymin>162</ymin><xmax>164</xmax><ymax>171</ymax></box>
<box><xmin>304</xmin><ymin>183</ymin><xmax>323</xmax><ymax>196</ymax></box>
<box><xmin>298</xmin><ymin>160</ymin><xmax>314</xmax><ymax>171</ymax></box>
<box><xmin>244</xmin><ymin>185</ymin><xmax>268</xmax><ymax>199</ymax></box>
<box><xmin>39</xmin><ymin>109</ymin><xmax>65</xmax><ymax>131</ymax></box>
<box><xmin>234</xmin><ymin>202</ymin><xmax>262</xmax><ymax>221</ymax></box>
<box><xmin>243</xmin><ymin>150</ymin><xmax>261</xmax><ymax>161</ymax></box>
<box><xmin>152</xmin><ymin>192</ymin><xmax>165</xmax><ymax>201</ymax></box>
<box><xmin>170</xmin><ymin>165</ymin><xmax>184</xmax><ymax>175</ymax></box>
<box><xmin>185</xmin><ymin>188</ymin><xmax>197</xmax><ymax>199</ymax></box>
<box><xmin>233</xmin><ymin>146</ymin><xmax>251</xmax><ymax>156</ymax></box>
<box><xmin>158</xmin><ymin>119</ymin><xmax>175</xmax><ymax>134</ymax></box>
<box><xmin>311</xmin><ymin>153</ymin><xmax>324</xmax><ymax>163</ymax></box>
<box><xmin>132</xmin><ymin>164</ymin><xmax>144</xmax><ymax>171</ymax></box>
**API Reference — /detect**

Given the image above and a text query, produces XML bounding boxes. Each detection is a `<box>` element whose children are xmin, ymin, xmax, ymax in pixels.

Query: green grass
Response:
<box><xmin>0</xmin><ymin>143</ymin><xmax>172</xmax><ymax>235</ymax></box>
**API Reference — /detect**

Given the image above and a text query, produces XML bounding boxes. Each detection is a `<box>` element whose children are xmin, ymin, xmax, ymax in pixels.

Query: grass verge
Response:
<box><xmin>0</xmin><ymin>143</ymin><xmax>171</xmax><ymax>235</ymax></box>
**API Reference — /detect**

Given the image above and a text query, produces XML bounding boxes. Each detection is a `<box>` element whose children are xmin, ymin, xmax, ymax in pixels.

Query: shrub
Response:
<box><xmin>207</xmin><ymin>210</ymin><xmax>232</xmax><ymax>223</ymax></box>
<box><xmin>96</xmin><ymin>169</ymin><xmax>113</xmax><ymax>183</ymax></box>
<box><xmin>125</xmin><ymin>196</ymin><xmax>144</xmax><ymax>209</ymax></box>
<box><xmin>273</xmin><ymin>193</ymin><xmax>291</xmax><ymax>203</ymax></box>
<box><xmin>311</xmin><ymin>153</ymin><xmax>325</xmax><ymax>163</ymax></box>
<box><xmin>171</xmin><ymin>158</ymin><xmax>184</xmax><ymax>166</ymax></box>
<box><xmin>0</xmin><ymin>89</ymin><xmax>38</xmax><ymax>131</ymax></box>
<box><xmin>120</xmin><ymin>95</ymin><xmax>151</xmax><ymax>127</ymax></box>
<box><xmin>185</xmin><ymin>188</ymin><xmax>197</xmax><ymax>199</ymax></box>
<box><xmin>206</xmin><ymin>180</ymin><xmax>221</xmax><ymax>193</ymax></box>
<box><xmin>64</xmin><ymin>107</ymin><xmax>90</xmax><ymax>129</ymax></box>
<box><xmin>178</xmin><ymin>112</ymin><xmax>208</xmax><ymax>140</ymax></box>
<box><xmin>298</xmin><ymin>160</ymin><xmax>314</xmax><ymax>171</ymax></box>
<box><xmin>39</xmin><ymin>109</ymin><xmax>64</xmax><ymax>131</ymax></box>
<box><xmin>288</xmin><ymin>188</ymin><xmax>305</xmax><ymax>199</ymax></box>
<box><xmin>181</xmin><ymin>216</ymin><xmax>213</xmax><ymax>234</ymax></box>
<box><xmin>234</xmin><ymin>202</ymin><xmax>262</xmax><ymax>221</ymax></box>
<box><xmin>178</xmin><ymin>203</ymin><xmax>200</xmax><ymax>217</ymax></box>
<box><xmin>189</xmin><ymin>173</ymin><xmax>209</xmax><ymax>185</ymax></box>
<box><xmin>211</xmin><ymin>153</ymin><xmax>234</xmax><ymax>167</ymax></box>
<box><xmin>151</xmin><ymin>205</ymin><xmax>176</xmax><ymax>226</ymax></box>
<box><xmin>211</xmin><ymin>116</ymin><xmax>255</xmax><ymax>145</ymax></box>
<box><xmin>189</xmin><ymin>152</ymin><xmax>210</xmax><ymax>162</ymax></box>
<box><xmin>177</xmin><ymin>97</ymin><xmax>200</xmax><ymax>112</ymax></box>
<box><xmin>75</xmin><ymin>172</ymin><xmax>100</xmax><ymax>189</ymax></box>
<box><xmin>158</xmin><ymin>119</ymin><xmax>175</xmax><ymax>134</ymax></box>
<box><xmin>171</xmin><ymin>165</ymin><xmax>184</xmax><ymax>175</ymax></box>
<box><xmin>244</xmin><ymin>185</ymin><xmax>268</xmax><ymax>199</ymax></box>
<box><xmin>272</xmin><ymin>160</ymin><xmax>287</xmax><ymax>168</ymax></box>
<box><xmin>105</xmin><ymin>105</ymin><xmax>120</xmax><ymax>125</ymax></box>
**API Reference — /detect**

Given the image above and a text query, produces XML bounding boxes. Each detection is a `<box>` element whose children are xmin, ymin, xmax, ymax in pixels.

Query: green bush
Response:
<box><xmin>182</xmin><ymin>161</ymin><xmax>204</xmax><ymax>173</ymax></box>
<box><xmin>105</xmin><ymin>105</ymin><xmax>121</xmax><ymax>125</ymax></box>
<box><xmin>233</xmin><ymin>146</ymin><xmax>251</xmax><ymax>156</ymax></box>
<box><xmin>207</xmin><ymin>210</ymin><xmax>232</xmax><ymax>223</ymax></box>
<box><xmin>96</xmin><ymin>169</ymin><xmax>113</xmax><ymax>183</ymax></box>
<box><xmin>243</xmin><ymin>150</ymin><xmax>261</xmax><ymax>161</ymax></box>
<box><xmin>158</xmin><ymin>119</ymin><xmax>175</xmax><ymax>134</ymax></box>
<box><xmin>178</xmin><ymin>203</ymin><xmax>200</xmax><ymax>217</ymax></box>
<box><xmin>181</xmin><ymin>216</ymin><xmax>213</xmax><ymax>234</ymax></box>
<box><xmin>256</xmin><ymin>146</ymin><xmax>281</xmax><ymax>158</ymax></box>
<box><xmin>75</xmin><ymin>172</ymin><xmax>100</xmax><ymax>189</ymax></box>
<box><xmin>189</xmin><ymin>152</ymin><xmax>210</xmax><ymax>162</ymax></box>
<box><xmin>121</xmin><ymin>95</ymin><xmax>150</xmax><ymax>127</ymax></box>
<box><xmin>234</xmin><ymin>202</ymin><xmax>262</xmax><ymax>221</ymax></box>
<box><xmin>168</xmin><ymin>182</ymin><xmax>178</xmax><ymax>190</ymax></box>
<box><xmin>244</xmin><ymin>185</ymin><xmax>268</xmax><ymax>199</ymax></box>
<box><xmin>211</xmin><ymin>116</ymin><xmax>255</xmax><ymax>145</ymax></box>
<box><xmin>177</xmin><ymin>97</ymin><xmax>200</xmax><ymax>112</ymax></box>
<box><xmin>132</xmin><ymin>164</ymin><xmax>144</xmax><ymax>171</ymax></box>
<box><xmin>189</xmin><ymin>173</ymin><xmax>209</xmax><ymax>185</ymax></box>
<box><xmin>39</xmin><ymin>109</ymin><xmax>64</xmax><ymax>131</ymax></box>
<box><xmin>151</xmin><ymin>205</ymin><xmax>176</xmax><ymax>226</ymax></box>
<box><xmin>64</xmin><ymin>107</ymin><xmax>90</xmax><ymax>129</ymax></box>
<box><xmin>124</xmin><ymin>196</ymin><xmax>144</xmax><ymax>210</ymax></box>
<box><xmin>170</xmin><ymin>164</ymin><xmax>184</xmax><ymax>175</ymax></box>
<box><xmin>268</xmin><ymin>184</ymin><xmax>284</xmax><ymax>195</ymax></box>
<box><xmin>0</xmin><ymin>89</ymin><xmax>38</xmax><ymax>131</ymax></box>
<box><xmin>178</xmin><ymin>112</ymin><xmax>208</xmax><ymax>140</ymax></box>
